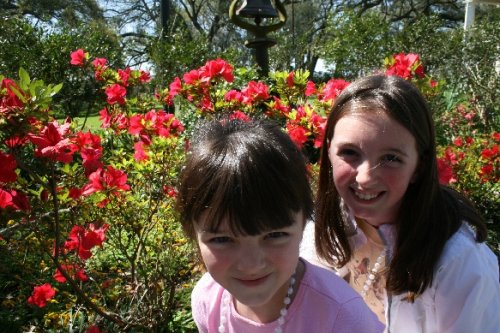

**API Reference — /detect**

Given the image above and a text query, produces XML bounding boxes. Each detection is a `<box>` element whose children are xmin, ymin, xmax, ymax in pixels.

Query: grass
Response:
<box><xmin>71</xmin><ymin>115</ymin><xmax>101</xmax><ymax>131</ymax></box>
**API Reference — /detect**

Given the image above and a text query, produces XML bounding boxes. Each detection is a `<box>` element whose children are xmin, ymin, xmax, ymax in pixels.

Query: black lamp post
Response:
<box><xmin>229</xmin><ymin>0</ymin><xmax>287</xmax><ymax>77</ymax></box>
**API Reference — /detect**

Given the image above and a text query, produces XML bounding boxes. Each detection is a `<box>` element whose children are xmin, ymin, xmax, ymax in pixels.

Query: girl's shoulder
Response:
<box><xmin>192</xmin><ymin>272</ymin><xmax>224</xmax><ymax>302</ymax></box>
<box><xmin>437</xmin><ymin>223</ymin><xmax>498</xmax><ymax>274</ymax></box>
<box><xmin>300</xmin><ymin>259</ymin><xmax>362</xmax><ymax>305</ymax></box>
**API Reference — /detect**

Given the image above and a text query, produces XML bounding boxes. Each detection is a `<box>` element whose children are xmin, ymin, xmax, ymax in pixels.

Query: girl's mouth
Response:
<box><xmin>236</xmin><ymin>275</ymin><xmax>269</xmax><ymax>287</ymax></box>
<box><xmin>352</xmin><ymin>190</ymin><xmax>381</xmax><ymax>201</ymax></box>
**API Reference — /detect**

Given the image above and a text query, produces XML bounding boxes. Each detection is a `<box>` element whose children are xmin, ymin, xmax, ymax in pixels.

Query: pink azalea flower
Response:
<box><xmin>28</xmin><ymin>119</ymin><xmax>78</xmax><ymax>163</ymax></box>
<box><xmin>70</xmin><ymin>49</ymin><xmax>87</xmax><ymax>66</ymax></box>
<box><xmin>105</xmin><ymin>84</ymin><xmax>127</xmax><ymax>105</ymax></box>
<box><xmin>134</xmin><ymin>141</ymin><xmax>149</xmax><ymax>162</ymax></box>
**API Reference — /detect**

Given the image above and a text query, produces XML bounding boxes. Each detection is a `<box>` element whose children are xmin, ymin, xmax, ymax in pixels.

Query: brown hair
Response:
<box><xmin>177</xmin><ymin>118</ymin><xmax>313</xmax><ymax>240</ymax></box>
<box><xmin>315</xmin><ymin>75</ymin><xmax>486</xmax><ymax>299</ymax></box>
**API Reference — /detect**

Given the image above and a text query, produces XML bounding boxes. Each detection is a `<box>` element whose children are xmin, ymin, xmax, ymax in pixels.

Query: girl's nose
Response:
<box><xmin>355</xmin><ymin>160</ymin><xmax>378</xmax><ymax>186</ymax></box>
<box><xmin>236</xmin><ymin>246</ymin><xmax>266</xmax><ymax>273</ymax></box>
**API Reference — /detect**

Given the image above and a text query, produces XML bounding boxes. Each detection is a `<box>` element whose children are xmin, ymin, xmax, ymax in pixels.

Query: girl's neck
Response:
<box><xmin>234</xmin><ymin>259</ymin><xmax>305</xmax><ymax>323</ymax></box>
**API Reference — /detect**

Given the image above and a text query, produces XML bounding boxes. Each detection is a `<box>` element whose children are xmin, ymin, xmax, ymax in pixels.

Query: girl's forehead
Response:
<box><xmin>332</xmin><ymin>112</ymin><xmax>416</xmax><ymax>150</ymax></box>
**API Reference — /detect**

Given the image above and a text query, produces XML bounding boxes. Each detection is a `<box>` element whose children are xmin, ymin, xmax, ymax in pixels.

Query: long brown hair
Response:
<box><xmin>315</xmin><ymin>75</ymin><xmax>486</xmax><ymax>299</ymax></box>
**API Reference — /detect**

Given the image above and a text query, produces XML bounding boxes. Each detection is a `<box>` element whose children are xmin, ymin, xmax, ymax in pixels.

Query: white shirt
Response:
<box><xmin>300</xmin><ymin>221</ymin><xmax>500</xmax><ymax>333</ymax></box>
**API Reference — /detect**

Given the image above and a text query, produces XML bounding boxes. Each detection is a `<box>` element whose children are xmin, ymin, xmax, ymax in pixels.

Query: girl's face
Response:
<box><xmin>328</xmin><ymin>110</ymin><xmax>419</xmax><ymax>227</ymax></box>
<box><xmin>195</xmin><ymin>212</ymin><xmax>304</xmax><ymax>322</ymax></box>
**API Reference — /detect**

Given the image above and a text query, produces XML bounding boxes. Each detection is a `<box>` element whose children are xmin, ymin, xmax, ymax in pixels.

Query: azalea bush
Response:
<box><xmin>0</xmin><ymin>49</ymin><xmax>496</xmax><ymax>332</ymax></box>
<box><xmin>0</xmin><ymin>51</ymin><xmax>195</xmax><ymax>332</ymax></box>
<box><xmin>436</xmin><ymin>100</ymin><xmax>499</xmax><ymax>254</ymax></box>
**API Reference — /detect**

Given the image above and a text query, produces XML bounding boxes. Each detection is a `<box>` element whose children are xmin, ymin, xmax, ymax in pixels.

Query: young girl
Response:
<box><xmin>177</xmin><ymin>119</ymin><xmax>383</xmax><ymax>333</ymax></box>
<box><xmin>301</xmin><ymin>74</ymin><xmax>500</xmax><ymax>332</ymax></box>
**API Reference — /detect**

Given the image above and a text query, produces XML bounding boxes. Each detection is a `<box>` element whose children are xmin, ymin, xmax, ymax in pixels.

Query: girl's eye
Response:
<box><xmin>209</xmin><ymin>236</ymin><xmax>232</xmax><ymax>244</ymax></box>
<box><xmin>264</xmin><ymin>231</ymin><xmax>288</xmax><ymax>240</ymax></box>
<box><xmin>382</xmin><ymin>154</ymin><xmax>402</xmax><ymax>164</ymax></box>
<box><xmin>338</xmin><ymin>148</ymin><xmax>358</xmax><ymax>157</ymax></box>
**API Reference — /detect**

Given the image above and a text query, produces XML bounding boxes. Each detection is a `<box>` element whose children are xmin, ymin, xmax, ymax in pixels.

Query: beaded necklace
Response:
<box><xmin>218</xmin><ymin>274</ymin><xmax>297</xmax><ymax>333</ymax></box>
<box><xmin>360</xmin><ymin>249</ymin><xmax>386</xmax><ymax>298</ymax></box>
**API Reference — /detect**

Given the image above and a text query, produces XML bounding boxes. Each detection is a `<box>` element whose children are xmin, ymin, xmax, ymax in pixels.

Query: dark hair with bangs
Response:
<box><xmin>177</xmin><ymin>118</ymin><xmax>313</xmax><ymax>240</ymax></box>
<box><xmin>315</xmin><ymin>74</ymin><xmax>486</xmax><ymax>301</ymax></box>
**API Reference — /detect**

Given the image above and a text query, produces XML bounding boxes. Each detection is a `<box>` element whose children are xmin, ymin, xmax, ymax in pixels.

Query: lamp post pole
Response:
<box><xmin>229</xmin><ymin>0</ymin><xmax>287</xmax><ymax>77</ymax></box>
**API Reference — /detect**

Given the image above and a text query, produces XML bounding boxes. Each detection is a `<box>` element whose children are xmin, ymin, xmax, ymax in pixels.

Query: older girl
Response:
<box><xmin>302</xmin><ymin>74</ymin><xmax>500</xmax><ymax>332</ymax></box>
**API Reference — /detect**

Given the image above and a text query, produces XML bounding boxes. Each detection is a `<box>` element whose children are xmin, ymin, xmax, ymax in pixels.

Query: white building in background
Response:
<box><xmin>463</xmin><ymin>0</ymin><xmax>500</xmax><ymax>75</ymax></box>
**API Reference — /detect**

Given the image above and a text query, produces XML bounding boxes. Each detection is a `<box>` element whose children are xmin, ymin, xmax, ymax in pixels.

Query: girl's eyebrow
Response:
<box><xmin>383</xmin><ymin>147</ymin><xmax>409</xmax><ymax>157</ymax></box>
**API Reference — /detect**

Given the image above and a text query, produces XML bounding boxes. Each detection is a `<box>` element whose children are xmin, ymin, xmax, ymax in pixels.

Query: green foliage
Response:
<box><xmin>0</xmin><ymin>17</ymin><xmax>123</xmax><ymax>119</ymax></box>
<box><xmin>321</xmin><ymin>10</ymin><xmax>393</xmax><ymax>79</ymax></box>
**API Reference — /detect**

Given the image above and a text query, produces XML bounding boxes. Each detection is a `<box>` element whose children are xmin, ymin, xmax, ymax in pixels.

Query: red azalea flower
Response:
<box><xmin>92</xmin><ymin>57</ymin><xmax>107</xmax><ymax>68</ymax></box>
<box><xmin>82</xmin><ymin>166</ymin><xmax>130</xmax><ymax>196</ymax></box>
<box><xmin>118</xmin><ymin>68</ymin><xmax>132</xmax><ymax>86</ymax></box>
<box><xmin>0</xmin><ymin>188</ymin><xmax>12</xmax><ymax>209</ymax></box>
<box><xmin>74</xmin><ymin>131</ymin><xmax>102</xmax><ymax>150</ymax></box>
<box><xmin>128</xmin><ymin>114</ymin><xmax>146</xmax><ymax>135</ymax></box>
<box><xmin>183</xmin><ymin>69</ymin><xmax>203</xmax><ymax>85</ymax></box>
<box><xmin>437</xmin><ymin>158</ymin><xmax>457</xmax><ymax>185</ymax></box>
<box><xmin>286</xmin><ymin>71</ymin><xmax>295</xmax><ymax>87</ymax></box>
<box><xmin>200</xmin><ymin>59</ymin><xmax>234</xmax><ymax>83</ymax></box>
<box><xmin>229</xmin><ymin>111</ymin><xmax>250</xmax><ymax>122</ymax></box>
<box><xmin>286</xmin><ymin>123</ymin><xmax>308</xmax><ymax>148</ymax></box>
<box><xmin>0</xmin><ymin>151</ymin><xmax>17</xmax><ymax>183</ymax></box>
<box><xmin>163</xmin><ymin>185</ymin><xmax>178</xmax><ymax>198</ymax></box>
<box><xmin>305</xmin><ymin>81</ymin><xmax>317</xmax><ymax>97</ymax></box>
<box><xmin>10</xmin><ymin>189</ymin><xmax>30</xmax><ymax>212</ymax></box>
<box><xmin>105</xmin><ymin>84</ymin><xmax>127</xmax><ymax>105</ymax></box>
<box><xmin>139</xmin><ymin>70</ymin><xmax>151</xmax><ymax>83</ymax></box>
<box><xmin>169</xmin><ymin>77</ymin><xmax>183</xmax><ymax>97</ymax></box>
<box><xmin>224</xmin><ymin>90</ymin><xmax>244</xmax><ymax>103</ymax></box>
<box><xmin>68</xmin><ymin>187</ymin><xmax>83</xmax><ymax>200</ymax></box>
<box><xmin>267</xmin><ymin>96</ymin><xmax>290</xmax><ymax>117</ymax></box>
<box><xmin>99</xmin><ymin>108</ymin><xmax>112</xmax><ymax>128</ymax></box>
<box><xmin>53</xmin><ymin>264</ymin><xmax>88</xmax><ymax>283</ymax></box>
<box><xmin>0</xmin><ymin>188</ymin><xmax>29</xmax><ymax>211</ymax></box>
<box><xmin>64</xmin><ymin>224</ymin><xmax>109</xmax><ymax>260</ymax></box>
<box><xmin>27</xmin><ymin>283</ymin><xmax>56</xmax><ymax>308</ymax></box>
<box><xmin>5</xmin><ymin>135</ymin><xmax>28</xmax><ymax>148</ymax></box>
<box><xmin>1</xmin><ymin>78</ymin><xmax>25</xmax><ymax>109</ymax></box>
<box><xmin>481</xmin><ymin>145</ymin><xmax>498</xmax><ymax>160</ymax></box>
<box><xmin>321</xmin><ymin>79</ymin><xmax>350</xmax><ymax>102</ymax></box>
<box><xmin>453</xmin><ymin>136</ymin><xmax>463</xmax><ymax>147</ymax></box>
<box><xmin>386</xmin><ymin>53</ymin><xmax>424</xmax><ymax>79</ymax></box>
<box><xmin>87</xmin><ymin>325</ymin><xmax>105</xmax><ymax>333</ymax></box>
<box><xmin>492</xmin><ymin>132</ymin><xmax>500</xmax><ymax>142</ymax></box>
<box><xmin>70</xmin><ymin>49</ymin><xmax>87</xmax><ymax>66</ymax></box>
<box><xmin>28</xmin><ymin>119</ymin><xmax>78</xmax><ymax>163</ymax></box>
<box><xmin>134</xmin><ymin>141</ymin><xmax>149</xmax><ymax>162</ymax></box>
<box><xmin>241</xmin><ymin>81</ymin><xmax>270</xmax><ymax>105</ymax></box>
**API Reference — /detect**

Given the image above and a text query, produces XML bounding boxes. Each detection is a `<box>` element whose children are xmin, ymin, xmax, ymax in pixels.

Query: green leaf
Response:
<box><xmin>18</xmin><ymin>67</ymin><xmax>31</xmax><ymax>90</ymax></box>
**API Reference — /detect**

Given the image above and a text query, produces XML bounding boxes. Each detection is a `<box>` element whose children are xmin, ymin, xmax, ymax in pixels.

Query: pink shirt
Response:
<box><xmin>191</xmin><ymin>259</ymin><xmax>384</xmax><ymax>333</ymax></box>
